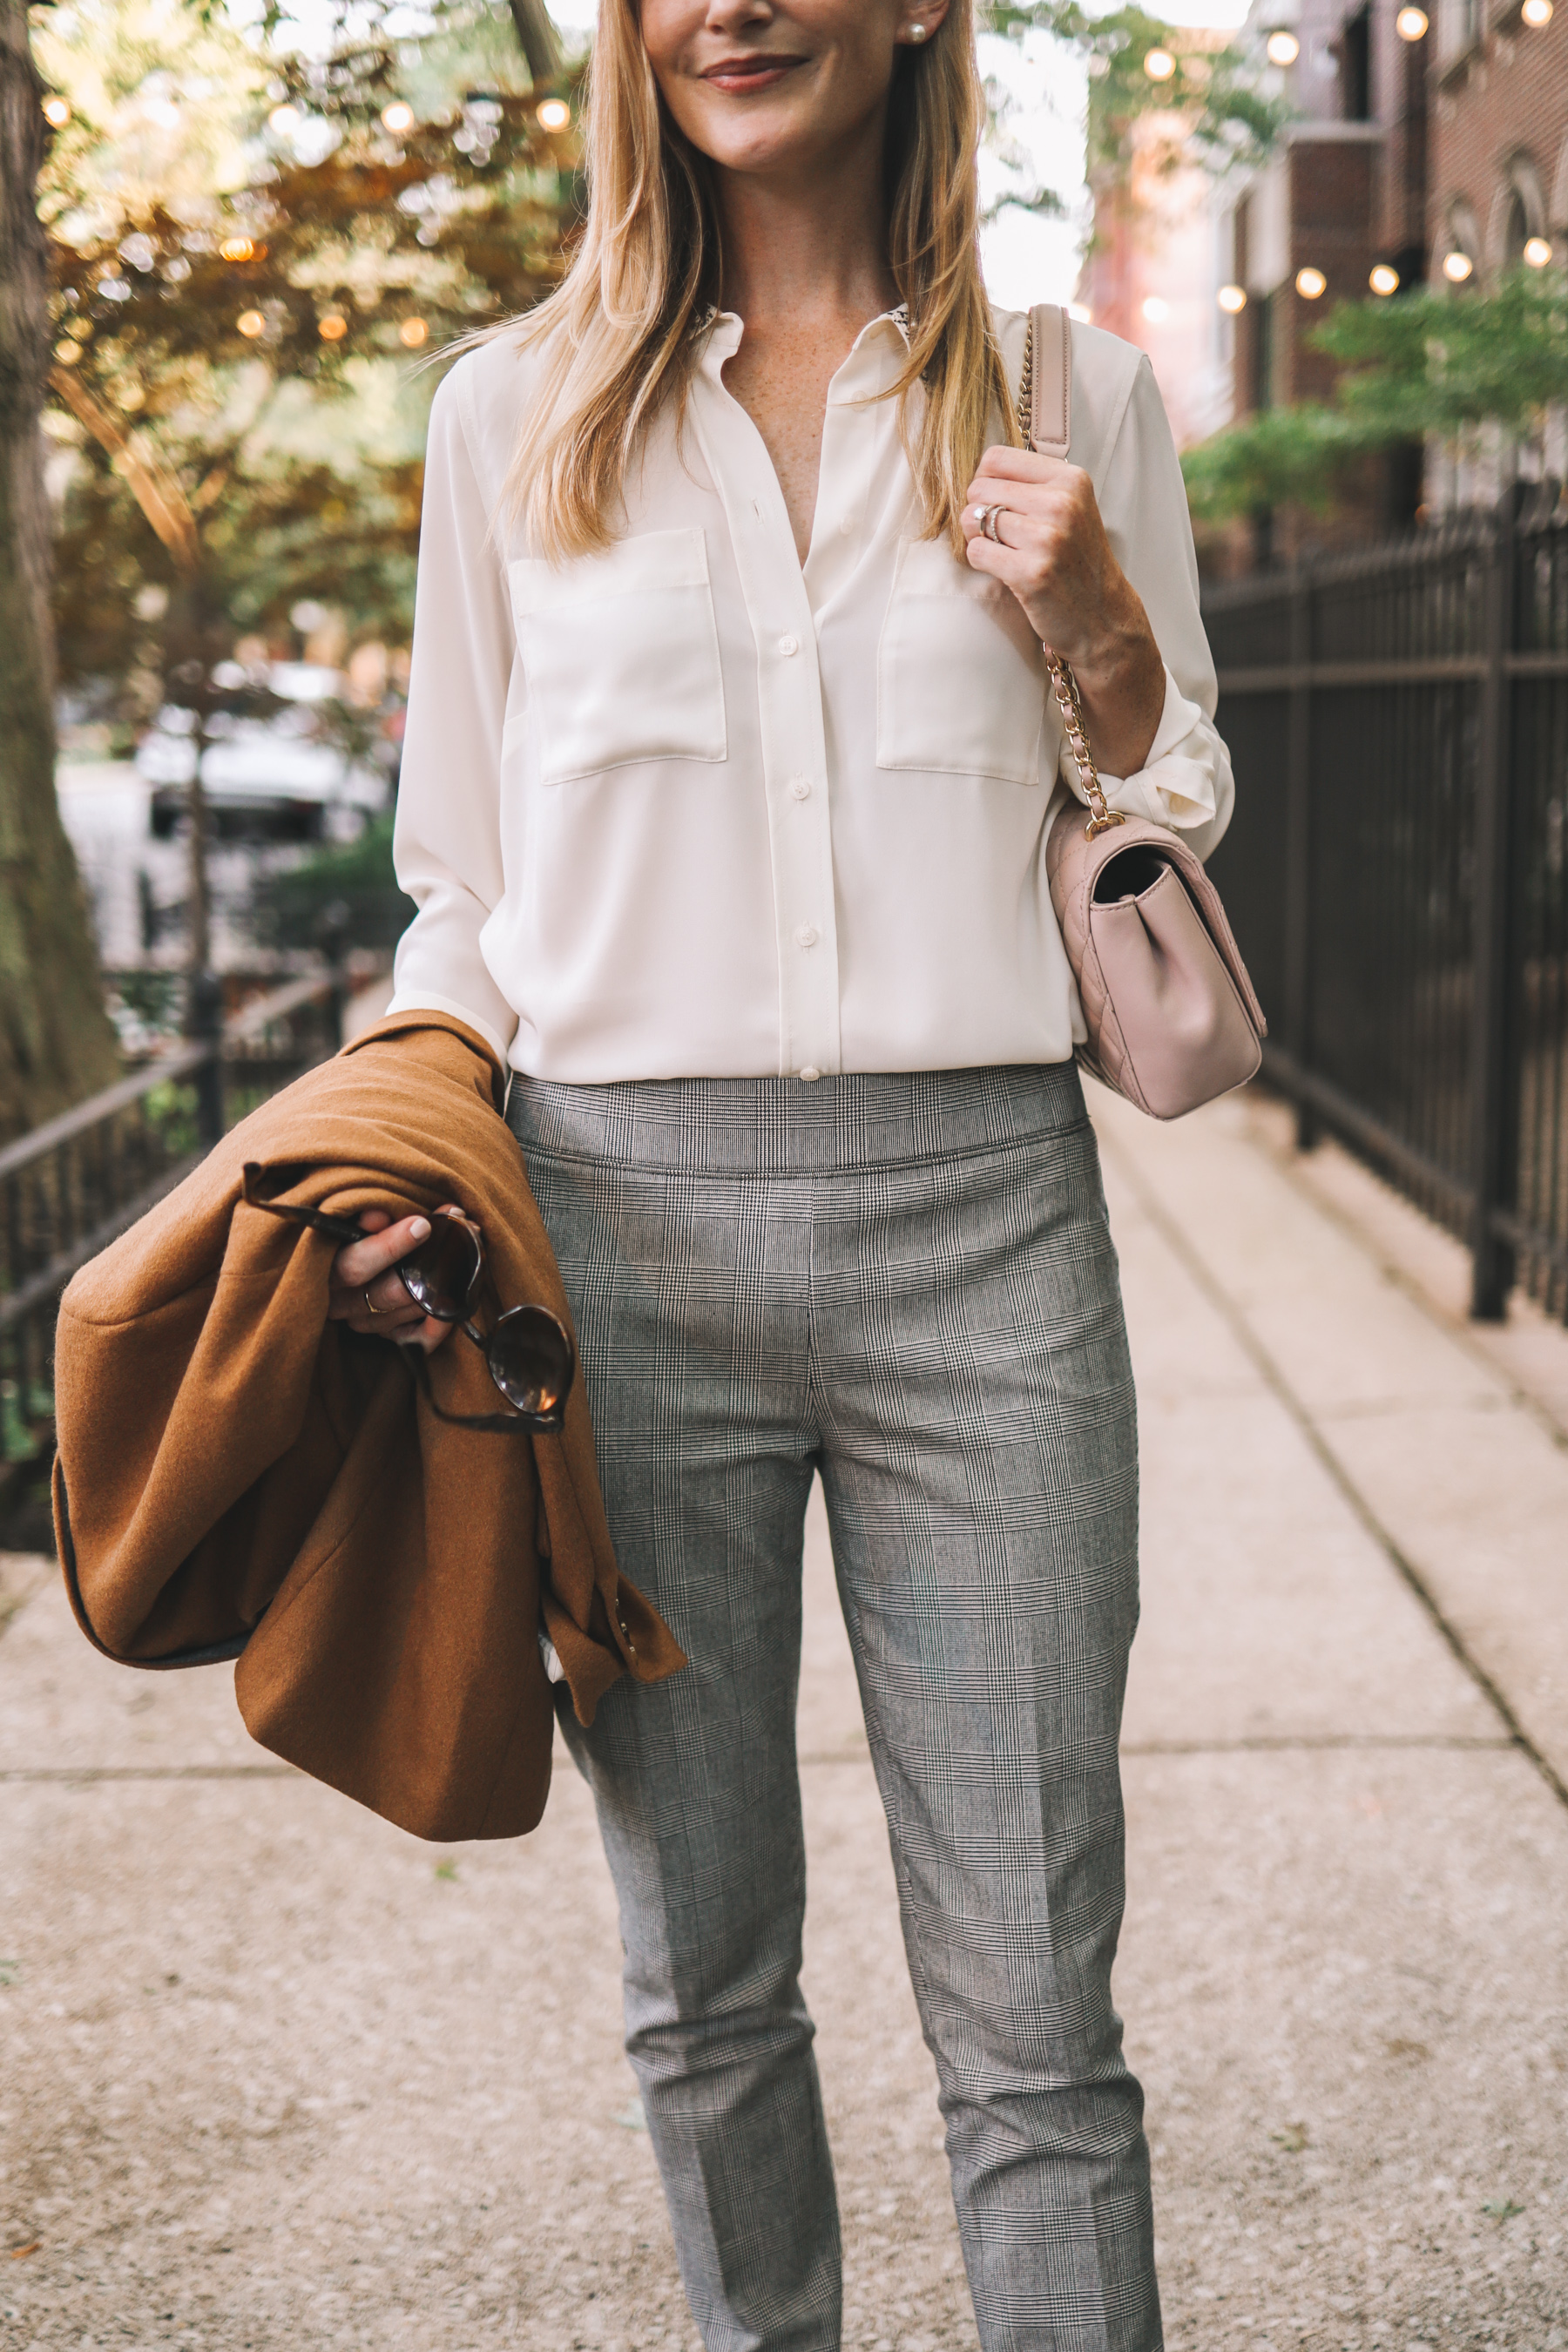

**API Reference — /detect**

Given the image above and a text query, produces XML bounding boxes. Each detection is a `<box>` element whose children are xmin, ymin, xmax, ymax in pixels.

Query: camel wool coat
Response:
<box><xmin>51</xmin><ymin>1009</ymin><xmax>685</xmax><ymax>1842</ymax></box>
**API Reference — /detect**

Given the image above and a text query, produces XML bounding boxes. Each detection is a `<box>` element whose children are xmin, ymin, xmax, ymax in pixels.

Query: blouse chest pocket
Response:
<box><xmin>509</xmin><ymin>527</ymin><xmax>727</xmax><ymax>785</ymax></box>
<box><xmin>876</xmin><ymin>535</ymin><xmax>1046</xmax><ymax>787</ymax></box>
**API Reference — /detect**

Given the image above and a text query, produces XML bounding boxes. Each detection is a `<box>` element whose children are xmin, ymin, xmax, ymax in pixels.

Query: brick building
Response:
<box><xmin>1221</xmin><ymin>0</ymin><xmax>1568</xmax><ymax>527</ymax></box>
<box><xmin>1221</xmin><ymin>0</ymin><xmax>1432</xmax><ymax>541</ymax></box>
<box><xmin>1429</xmin><ymin>0</ymin><xmax>1568</xmax><ymax>282</ymax></box>
<box><xmin>1075</xmin><ymin>34</ymin><xmax>1237</xmax><ymax>450</ymax></box>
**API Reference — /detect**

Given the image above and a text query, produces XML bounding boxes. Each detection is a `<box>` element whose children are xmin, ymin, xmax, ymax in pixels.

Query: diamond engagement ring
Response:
<box><xmin>974</xmin><ymin>503</ymin><xmax>1010</xmax><ymax>543</ymax></box>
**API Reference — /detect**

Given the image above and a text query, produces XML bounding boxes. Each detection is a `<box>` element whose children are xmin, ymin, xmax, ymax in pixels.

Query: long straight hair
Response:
<box><xmin>497</xmin><ymin>0</ymin><xmax>1016</xmax><ymax>560</ymax></box>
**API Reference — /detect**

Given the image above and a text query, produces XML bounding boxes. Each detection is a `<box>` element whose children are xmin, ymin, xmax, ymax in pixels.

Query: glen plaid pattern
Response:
<box><xmin>508</xmin><ymin>1064</ymin><xmax>1160</xmax><ymax>2352</ymax></box>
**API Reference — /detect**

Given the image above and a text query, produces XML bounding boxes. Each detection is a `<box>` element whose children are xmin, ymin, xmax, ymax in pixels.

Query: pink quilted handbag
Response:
<box><xmin>1022</xmin><ymin>305</ymin><xmax>1266</xmax><ymax>1120</ymax></box>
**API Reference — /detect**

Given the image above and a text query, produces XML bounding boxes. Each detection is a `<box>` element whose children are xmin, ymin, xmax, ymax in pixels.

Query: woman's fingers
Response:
<box><xmin>326</xmin><ymin>1203</ymin><xmax>467</xmax><ymax>1350</ymax></box>
<box><xmin>330</xmin><ymin>1210</ymin><xmax>432</xmax><ymax>1294</ymax></box>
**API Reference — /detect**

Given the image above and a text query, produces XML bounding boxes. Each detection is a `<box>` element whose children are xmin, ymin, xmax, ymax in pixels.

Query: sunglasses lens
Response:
<box><xmin>487</xmin><ymin>1308</ymin><xmax>574</xmax><ymax>1421</ymax></box>
<box><xmin>399</xmin><ymin>1220</ymin><xmax>481</xmax><ymax>1320</ymax></box>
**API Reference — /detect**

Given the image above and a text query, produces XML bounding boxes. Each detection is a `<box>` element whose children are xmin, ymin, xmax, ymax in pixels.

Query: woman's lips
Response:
<box><xmin>701</xmin><ymin>55</ymin><xmax>804</xmax><ymax>93</ymax></box>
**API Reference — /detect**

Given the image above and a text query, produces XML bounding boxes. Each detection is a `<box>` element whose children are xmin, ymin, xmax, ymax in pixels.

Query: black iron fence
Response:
<box><xmin>0</xmin><ymin>970</ymin><xmax>346</xmax><ymax>1532</ymax></box>
<box><xmin>1203</xmin><ymin>508</ymin><xmax>1568</xmax><ymax>1322</ymax></box>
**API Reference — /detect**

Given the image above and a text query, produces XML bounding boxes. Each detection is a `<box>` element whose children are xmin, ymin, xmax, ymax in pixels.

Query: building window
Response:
<box><xmin>1436</xmin><ymin>0</ymin><xmax>1479</xmax><ymax>63</ymax></box>
<box><xmin>1341</xmin><ymin>7</ymin><xmax>1372</xmax><ymax>120</ymax></box>
<box><xmin>1254</xmin><ymin>291</ymin><xmax>1274</xmax><ymax>411</ymax></box>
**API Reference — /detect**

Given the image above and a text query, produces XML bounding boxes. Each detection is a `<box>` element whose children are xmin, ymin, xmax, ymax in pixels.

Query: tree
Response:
<box><xmin>1179</xmin><ymin>267</ymin><xmax>1568</xmax><ymax>525</ymax></box>
<box><xmin>988</xmin><ymin>2</ymin><xmax>1289</xmax><ymax>184</ymax></box>
<box><xmin>36</xmin><ymin>0</ymin><xmax>579</xmax><ymax>978</ymax></box>
<box><xmin>0</xmin><ymin>0</ymin><xmax>118</xmax><ymax>1144</ymax></box>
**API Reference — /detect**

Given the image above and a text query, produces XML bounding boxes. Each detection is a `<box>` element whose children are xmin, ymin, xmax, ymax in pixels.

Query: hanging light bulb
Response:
<box><xmin>236</xmin><ymin>310</ymin><xmax>267</xmax><ymax>338</ymax></box>
<box><xmin>1143</xmin><ymin>46</ymin><xmax>1177</xmax><ymax>78</ymax></box>
<box><xmin>1396</xmin><ymin>5</ymin><xmax>1429</xmax><ymax>35</ymax></box>
<box><xmin>42</xmin><ymin>93</ymin><xmax>71</xmax><ymax>126</ymax></box>
<box><xmin>381</xmin><ymin>100</ymin><xmax>416</xmax><ymax>134</ymax></box>
<box><xmin>1522</xmin><ymin>0</ymin><xmax>1552</xmax><ymax>26</ymax></box>
<box><xmin>1443</xmin><ymin>249</ymin><xmax>1474</xmax><ymax>280</ymax></box>
<box><xmin>1267</xmin><ymin>29</ymin><xmax>1301</xmax><ymax>64</ymax></box>
<box><xmin>1295</xmin><ymin>266</ymin><xmax>1327</xmax><ymax>298</ymax></box>
<box><xmin>1369</xmin><ymin>263</ymin><xmax>1400</xmax><ymax>294</ymax></box>
<box><xmin>536</xmin><ymin>98</ymin><xmax>571</xmax><ymax>131</ymax></box>
<box><xmin>1218</xmin><ymin>283</ymin><xmax>1247</xmax><ymax>313</ymax></box>
<box><xmin>1524</xmin><ymin>235</ymin><xmax>1553</xmax><ymax>267</ymax></box>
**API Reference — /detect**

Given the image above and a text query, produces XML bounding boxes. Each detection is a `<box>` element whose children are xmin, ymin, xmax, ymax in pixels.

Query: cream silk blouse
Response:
<box><xmin>388</xmin><ymin>304</ymin><xmax>1234</xmax><ymax>1081</ymax></box>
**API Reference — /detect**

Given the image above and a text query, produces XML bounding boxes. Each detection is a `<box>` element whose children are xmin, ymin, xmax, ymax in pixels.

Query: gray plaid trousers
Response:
<box><xmin>508</xmin><ymin>1064</ymin><xmax>1159</xmax><ymax>2352</ymax></box>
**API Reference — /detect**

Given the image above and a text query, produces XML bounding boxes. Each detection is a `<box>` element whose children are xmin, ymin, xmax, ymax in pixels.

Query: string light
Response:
<box><xmin>1143</xmin><ymin>46</ymin><xmax>1176</xmax><ymax>78</ymax></box>
<box><xmin>1295</xmin><ymin>266</ymin><xmax>1327</xmax><ymax>298</ymax></box>
<box><xmin>536</xmin><ymin>98</ymin><xmax>571</xmax><ymax>131</ymax></box>
<box><xmin>1523</xmin><ymin>0</ymin><xmax>1552</xmax><ymax>26</ymax></box>
<box><xmin>1266</xmin><ymin>29</ymin><xmax>1301</xmax><ymax>63</ymax></box>
<box><xmin>1141</xmin><ymin>294</ymin><xmax>1170</xmax><ymax>322</ymax></box>
<box><xmin>1443</xmin><ymin>249</ymin><xmax>1474</xmax><ymax>280</ymax></box>
<box><xmin>398</xmin><ymin>316</ymin><xmax>429</xmax><ymax>348</ymax></box>
<box><xmin>1395</xmin><ymin>4</ymin><xmax>1428</xmax><ymax>33</ymax></box>
<box><xmin>268</xmin><ymin>102</ymin><xmax>301</xmax><ymax>134</ymax></box>
<box><xmin>1369</xmin><ymin>263</ymin><xmax>1400</xmax><ymax>294</ymax></box>
<box><xmin>1218</xmin><ymin>283</ymin><xmax>1247</xmax><ymax>313</ymax></box>
<box><xmin>1524</xmin><ymin>235</ymin><xmax>1553</xmax><ymax>266</ymax></box>
<box><xmin>220</xmin><ymin>235</ymin><xmax>255</xmax><ymax>263</ymax></box>
<box><xmin>381</xmin><ymin>101</ymin><xmax>416</xmax><ymax>133</ymax></box>
<box><xmin>319</xmin><ymin>314</ymin><xmax>348</xmax><ymax>341</ymax></box>
<box><xmin>237</xmin><ymin>310</ymin><xmax>267</xmax><ymax>338</ymax></box>
<box><xmin>42</xmin><ymin>93</ymin><xmax>71</xmax><ymax>126</ymax></box>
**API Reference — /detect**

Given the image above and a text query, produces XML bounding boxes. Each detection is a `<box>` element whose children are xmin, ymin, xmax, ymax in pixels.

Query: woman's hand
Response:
<box><xmin>963</xmin><ymin>446</ymin><xmax>1167</xmax><ymax>782</ymax></box>
<box><xmin>327</xmin><ymin>1207</ymin><xmax>461</xmax><ymax>1352</ymax></box>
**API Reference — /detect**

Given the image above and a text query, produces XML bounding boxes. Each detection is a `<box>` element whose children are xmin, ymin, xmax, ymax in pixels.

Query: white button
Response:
<box><xmin>794</xmin><ymin>923</ymin><xmax>819</xmax><ymax>949</ymax></box>
<box><xmin>789</xmin><ymin>776</ymin><xmax>811</xmax><ymax>800</ymax></box>
<box><xmin>800</xmin><ymin>1066</ymin><xmax>821</xmax><ymax>1083</ymax></box>
<box><xmin>778</xmin><ymin>633</ymin><xmax>799</xmax><ymax>657</ymax></box>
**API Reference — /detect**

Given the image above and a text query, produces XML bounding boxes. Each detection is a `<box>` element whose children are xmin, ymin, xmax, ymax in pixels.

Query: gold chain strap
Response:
<box><xmin>1017</xmin><ymin>317</ymin><xmax>1125</xmax><ymax>841</ymax></box>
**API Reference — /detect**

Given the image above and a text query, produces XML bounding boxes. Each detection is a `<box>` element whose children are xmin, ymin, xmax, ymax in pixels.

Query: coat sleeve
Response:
<box><xmin>1071</xmin><ymin>353</ymin><xmax>1235</xmax><ymax>865</ymax></box>
<box><xmin>387</xmin><ymin>365</ymin><xmax>519</xmax><ymax>1065</ymax></box>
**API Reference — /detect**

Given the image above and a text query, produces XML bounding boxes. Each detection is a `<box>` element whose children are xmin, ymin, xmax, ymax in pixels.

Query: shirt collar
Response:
<box><xmin>695</xmin><ymin>301</ymin><xmax>912</xmax><ymax>389</ymax></box>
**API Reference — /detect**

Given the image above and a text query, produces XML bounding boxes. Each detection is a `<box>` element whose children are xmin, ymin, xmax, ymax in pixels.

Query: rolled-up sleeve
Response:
<box><xmin>387</xmin><ymin>367</ymin><xmax>518</xmax><ymax>1065</ymax></box>
<box><xmin>1072</xmin><ymin>354</ymin><xmax>1234</xmax><ymax>864</ymax></box>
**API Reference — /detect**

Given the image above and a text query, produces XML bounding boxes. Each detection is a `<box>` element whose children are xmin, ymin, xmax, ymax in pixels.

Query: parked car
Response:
<box><xmin>139</xmin><ymin>663</ymin><xmax>389</xmax><ymax>842</ymax></box>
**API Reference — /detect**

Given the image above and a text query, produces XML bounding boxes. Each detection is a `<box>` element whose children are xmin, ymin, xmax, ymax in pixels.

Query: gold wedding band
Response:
<box><xmin>363</xmin><ymin>1287</ymin><xmax>382</xmax><ymax>1317</ymax></box>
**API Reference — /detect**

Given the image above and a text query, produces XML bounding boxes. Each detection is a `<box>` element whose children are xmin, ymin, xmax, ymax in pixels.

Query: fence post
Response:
<box><xmin>187</xmin><ymin>969</ymin><xmax>226</xmax><ymax>1150</ymax></box>
<box><xmin>1469</xmin><ymin>502</ymin><xmax>1520</xmax><ymax>1319</ymax></box>
<box><xmin>1284</xmin><ymin>562</ymin><xmax>1315</xmax><ymax>1150</ymax></box>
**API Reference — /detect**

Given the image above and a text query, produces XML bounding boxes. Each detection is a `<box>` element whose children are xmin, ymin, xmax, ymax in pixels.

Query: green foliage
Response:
<box><xmin>1312</xmin><ymin>268</ymin><xmax>1568</xmax><ymax>442</ymax></box>
<box><xmin>253</xmin><ymin>810</ymin><xmax>414</xmax><ymax>950</ymax></box>
<box><xmin>37</xmin><ymin>0</ymin><xmax>578</xmax><ymax>718</ymax></box>
<box><xmin>1180</xmin><ymin>405</ymin><xmax>1369</xmax><ymax>524</ymax></box>
<box><xmin>987</xmin><ymin>3</ymin><xmax>1290</xmax><ymax>179</ymax></box>
<box><xmin>1181</xmin><ymin>265</ymin><xmax>1568</xmax><ymax>524</ymax></box>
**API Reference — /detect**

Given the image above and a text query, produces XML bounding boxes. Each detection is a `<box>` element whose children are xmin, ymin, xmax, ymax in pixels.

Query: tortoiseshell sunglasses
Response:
<box><xmin>241</xmin><ymin>1163</ymin><xmax>575</xmax><ymax>1434</ymax></box>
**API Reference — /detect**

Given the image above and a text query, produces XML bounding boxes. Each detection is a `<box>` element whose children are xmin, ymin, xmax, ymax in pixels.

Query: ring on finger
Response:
<box><xmin>981</xmin><ymin>503</ymin><xmax>1010</xmax><ymax>544</ymax></box>
<box><xmin>363</xmin><ymin>1287</ymin><xmax>382</xmax><ymax>1317</ymax></box>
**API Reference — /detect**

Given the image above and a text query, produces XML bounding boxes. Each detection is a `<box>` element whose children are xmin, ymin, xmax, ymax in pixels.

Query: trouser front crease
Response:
<box><xmin>509</xmin><ymin>1064</ymin><xmax>1160</xmax><ymax>2352</ymax></box>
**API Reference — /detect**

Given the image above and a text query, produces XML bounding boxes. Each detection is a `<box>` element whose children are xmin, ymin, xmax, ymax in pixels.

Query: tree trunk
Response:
<box><xmin>508</xmin><ymin>0</ymin><xmax>562</xmax><ymax>83</ymax></box>
<box><xmin>0</xmin><ymin>1</ymin><xmax>118</xmax><ymax>1145</ymax></box>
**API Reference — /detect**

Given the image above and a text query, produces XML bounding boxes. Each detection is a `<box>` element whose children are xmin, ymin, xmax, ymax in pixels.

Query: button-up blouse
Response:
<box><xmin>388</xmin><ymin>304</ymin><xmax>1233</xmax><ymax>1080</ymax></box>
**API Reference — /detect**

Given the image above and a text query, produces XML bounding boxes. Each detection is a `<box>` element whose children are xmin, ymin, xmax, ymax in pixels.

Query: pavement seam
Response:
<box><xmin>0</xmin><ymin>1736</ymin><xmax>1522</xmax><ymax>1781</ymax></box>
<box><xmin>1100</xmin><ymin>1123</ymin><xmax>1568</xmax><ymax>1818</ymax></box>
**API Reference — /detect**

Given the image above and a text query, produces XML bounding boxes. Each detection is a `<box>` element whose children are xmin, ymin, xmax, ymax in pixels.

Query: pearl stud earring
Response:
<box><xmin>909</xmin><ymin>20</ymin><xmax>928</xmax><ymax>37</ymax></box>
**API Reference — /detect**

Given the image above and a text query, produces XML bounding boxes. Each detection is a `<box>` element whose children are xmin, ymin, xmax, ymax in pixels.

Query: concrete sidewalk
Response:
<box><xmin>2</xmin><ymin>1086</ymin><xmax>1565</xmax><ymax>2351</ymax></box>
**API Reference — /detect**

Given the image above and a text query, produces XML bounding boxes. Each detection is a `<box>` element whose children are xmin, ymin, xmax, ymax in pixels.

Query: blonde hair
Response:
<box><xmin>497</xmin><ymin>0</ymin><xmax>1015</xmax><ymax>560</ymax></box>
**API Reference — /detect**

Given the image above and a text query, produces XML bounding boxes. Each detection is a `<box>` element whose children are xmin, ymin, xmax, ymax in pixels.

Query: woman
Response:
<box><xmin>331</xmin><ymin>3</ymin><xmax>1232</xmax><ymax>2345</ymax></box>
